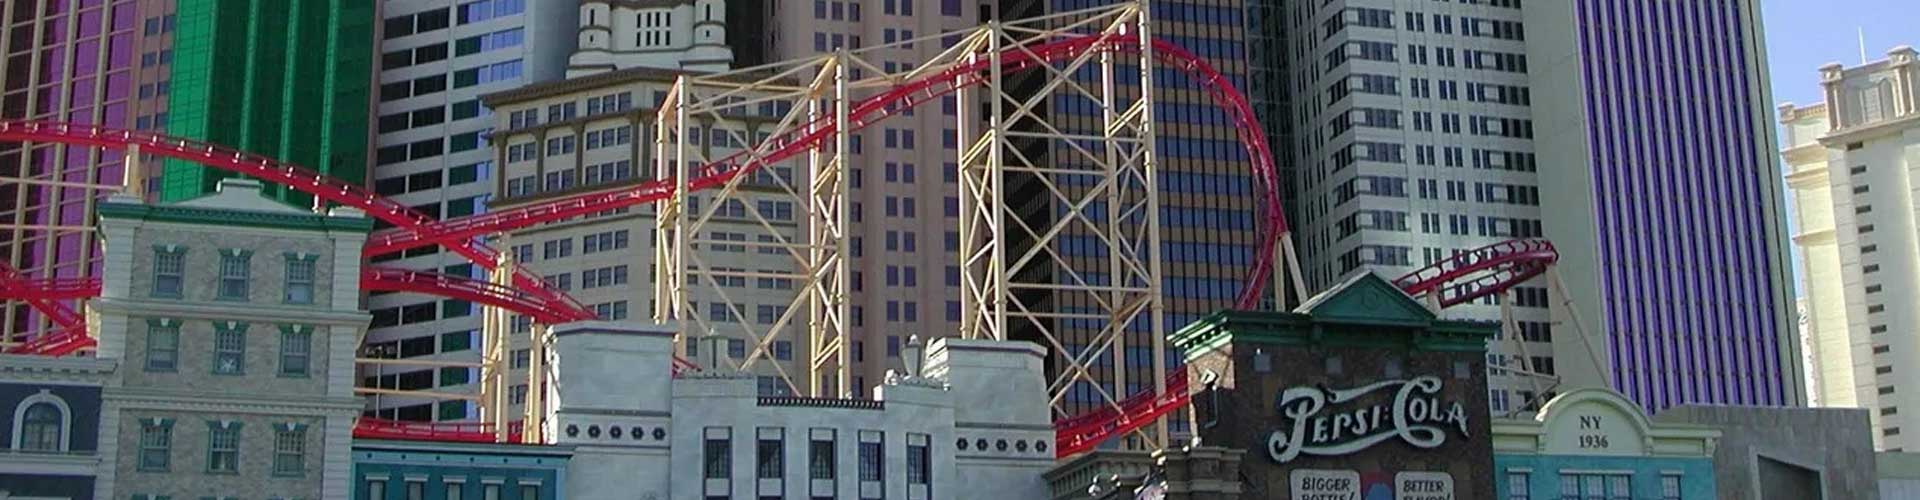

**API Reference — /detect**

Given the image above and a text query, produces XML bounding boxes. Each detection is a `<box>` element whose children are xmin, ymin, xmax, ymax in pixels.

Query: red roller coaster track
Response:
<box><xmin>0</xmin><ymin>30</ymin><xmax>1560</xmax><ymax>454</ymax></box>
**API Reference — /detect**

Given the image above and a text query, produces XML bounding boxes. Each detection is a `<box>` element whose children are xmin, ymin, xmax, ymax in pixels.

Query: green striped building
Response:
<box><xmin>162</xmin><ymin>0</ymin><xmax>375</xmax><ymax>205</ymax></box>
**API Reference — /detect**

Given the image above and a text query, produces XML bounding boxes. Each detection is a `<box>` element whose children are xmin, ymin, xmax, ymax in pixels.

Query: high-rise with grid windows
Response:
<box><xmin>1273</xmin><ymin>0</ymin><xmax>1801</xmax><ymax>414</ymax></box>
<box><xmin>1278</xmin><ymin>0</ymin><xmax>1556</xmax><ymax>415</ymax></box>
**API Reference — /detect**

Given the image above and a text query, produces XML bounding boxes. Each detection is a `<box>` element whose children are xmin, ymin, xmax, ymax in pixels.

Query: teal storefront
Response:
<box><xmin>1493</xmin><ymin>389</ymin><xmax>1718</xmax><ymax>500</ymax></box>
<box><xmin>352</xmin><ymin>439</ymin><xmax>572</xmax><ymax>500</ymax></box>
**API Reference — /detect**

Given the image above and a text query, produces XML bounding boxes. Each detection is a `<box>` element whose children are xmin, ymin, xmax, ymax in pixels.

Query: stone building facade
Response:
<box><xmin>90</xmin><ymin>180</ymin><xmax>373</xmax><ymax>500</ymax></box>
<box><xmin>434</xmin><ymin>320</ymin><xmax>1057</xmax><ymax>500</ymax></box>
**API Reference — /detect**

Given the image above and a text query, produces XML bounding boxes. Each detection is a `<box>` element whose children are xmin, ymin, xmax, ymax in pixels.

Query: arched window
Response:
<box><xmin>20</xmin><ymin>403</ymin><xmax>61</xmax><ymax>451</ymax></box>
<box><xmin>12</xmin><ymin>391</ymin><xmax>70</xmax><ymax>452</ymax></box>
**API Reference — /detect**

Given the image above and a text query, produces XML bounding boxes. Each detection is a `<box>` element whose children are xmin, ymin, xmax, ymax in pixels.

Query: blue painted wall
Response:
<box><xmin>352</xmin><ymin>443</ymin><xmax>569</xmax><ymax>500</ymax></box>
<box><xmin>0</xmin><ymin>383</ymin><xmax>102</xmax><ymax>451</ymax></box>
<box><xmin>1494</xmin><ymin>454</ymin><xmax>1715</xmax><ymax>499</ymax></box>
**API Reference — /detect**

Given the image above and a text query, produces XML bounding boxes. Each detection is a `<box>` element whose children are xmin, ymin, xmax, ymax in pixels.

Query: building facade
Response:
<box><xmin>1273</xmin><ymin>0</ymin><xmax>1556</xmax><ymax>415</ymax></box>
<box><xmin>1492</xmin><ymin>388</ymin><xmax>1720</xmax><ymax>500</ymax></box>
<box><xmin>90</xmin><ymin>179</ymin><xmax>372</xmax><ymax>499</ymax></box>
<box><xmin>0</xmin><ymin>0</ymin><xmax>376</xmax><ymax>344</ymax></box>
<box><xmin>479</xmin><ymin>66</ymin><xmax>808</xmax><ymax>416</ymax></box>
<box><xmin>363</xmin><ymin>0</ymin><xmax>742</xmax><ymax>422</ymax></box>
<box><xmin>1525</xmin><ymin>0</ymin><xmax>1801</xmax><ymax>410</ymax></box>
<box><xmin>745</xmin><ymin>0</ymin><xmax>987</xmax><ymax>397</ymax></box>
<box><xmin>157</xmin><ymin>0</ymin><xmax>376</xmax><ymax>206</ymax></box>
<box><xmin>0</xmin><ymin>354</ymin><xmax>115</xmax><ymax>499</ymax></box>
<box><xmin>559</xmin><ymin>322</ymin><xmax>1055</xmax><ymax>499</ymax></box>
<box><xmin>567</xmin><ymin>0</ymin><xmax>733</xmax><ymax>77</ymax></box>
<box><xmin>1176</xmin><ymin>274</ymin><xmax>1498</xmax><ymax>499</ymax></box>
<box><xmin>1653</xmin><ymin>405</ymin><xmax>1879</xmax><ymax>500</ymax></box>
<box><xmin>343</xmin><ymin>321</ymin><xmax>1056</xmax><ymax>499</ymax></box>
<box><xmin>1780</xmin><ymin>46</ymin><xmax>1920</xmax><ymax>451</ymax></box>
<box><xmin>352</xmin><ymin>439</ymin><xmax>571</xmax><ymax>500</ymax></box>
<box><xmin>0</xmin><ymin>0</ymin><xmax>157</xmax><ymax>343</ymax></box>
<box><xmin>361</xmin><ymin>0</ymin><xmax>577</xmax><ymax>422</ymax></box>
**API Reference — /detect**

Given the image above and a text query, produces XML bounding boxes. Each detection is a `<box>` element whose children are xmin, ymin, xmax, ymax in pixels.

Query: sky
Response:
<box><xmin>1759</xmin><ymin>0</ymin><xmax>1919</xmax><ymax>297</ymax></box>
<box><xmin>1761</xmin><ymin>0</ymin><xmax>1919</xmax><ymax>106</ymax></box>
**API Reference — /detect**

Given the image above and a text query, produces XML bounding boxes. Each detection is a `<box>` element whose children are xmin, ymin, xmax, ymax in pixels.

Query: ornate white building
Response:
<box><xmin>568</xmin><ymin>0</ymin><xmax>733</xmax><ymax>77</ymax></box>
<box><xmin>1781</xmin><ymin>45</ymin><xmax>1920</xmax><ymax>451</ymax></box>
<box><xmin>544</xmin><ymin>321</ymin><xmax>1056</xmax><ymax>499</ymax></box>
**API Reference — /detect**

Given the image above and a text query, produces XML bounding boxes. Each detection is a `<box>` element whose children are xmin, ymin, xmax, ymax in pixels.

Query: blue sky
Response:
<box><xmin>1762</xmin><ymin>0</ymin><xmax>1918</xmax><ymax>107</ymax></box>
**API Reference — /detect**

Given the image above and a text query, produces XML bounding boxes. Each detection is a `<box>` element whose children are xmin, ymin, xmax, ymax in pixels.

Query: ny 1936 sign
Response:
<box><xmin>1267</xmin><ymin>376</ymin><xmax>1471</xmax><ymax>463</ymax></box>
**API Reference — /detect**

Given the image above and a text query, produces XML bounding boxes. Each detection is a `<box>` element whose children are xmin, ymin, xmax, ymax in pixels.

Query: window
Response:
<box><xmin>810</xmin><ymin>430</ymin><xmax>836</xmax><ymax>479</ymax></box>
<box><xmin>519</xmin><ymin>485</ymin><xmax>539</xmax><ymax>500</ymax></box>
<box><xmin>859</xmin><ymin>432</ymin><xmax>884</xmax><ymax>484</ymax></box>
<box><xmin>208</xmin><ymin>422</ymin><xmax>241</xmax><ymax>473</ymax></box>
<box><xmin>1559</xmin><ymin>473</ymin><xmax>1628</xmax><ymax>500</ymax></box>
<box><xmin>705</xmin><ymin>428</ymin><xmax>732</xmax><ymax>479</ymax></box>
<box><xmin>139</xmin><ymin>419</ymin><xmax>172</xmax><ymax>471</ymax></box>
<box><xmin>907</xmin><ymin>434</ymin><xmax>930</xmax><ymax>487</ymax></box>
<box><xmin>153</xmin><ymin>247</ymin><xmax>185</xmax><ymax>297</ymax></box>
<box><xmin>216</xmin><ymin>250</ymin><xmax>252</xmax><ymax>300</ymax></box>
<box><xmin>1507</xmin><ymin>471</ymin><xmax>1529</xmax><ymax>500</ymax></box>
<box><xmin>758</xmin><ymin>429</ymin><xmax>785</xmax><ymax>479</ymax></box>
<box><xmin>17</xmin><ymin>401</ymin><xmax>64</xmax><ymax>452</ymax></box>
<box><xmin>284</xmin><ymin>256</ymin><xmax>316</xmax><ymax>304</ymax></box>
<box><xmin>146</xmin><ymin>320</ymin><xmax>179</xmax><ymax>371</ymax></box>
<box><xmin>280</xmin><ymin>326</ymin><xmax>312</xmax><ymax>377</ymax></box>
<box><xmin>1660</xmin><ymin>475</ymin><xmax>1681</xmax><ymax>500</ymax></box>
<box><xmin>214</xmin><ymin>323</ymin><xmax>247</xmax><ymax>375</ymax></box>
<box><xmin>274</xmin><ymin>425</ymin><xmax>306</xmax><ymax>476</ymax></box>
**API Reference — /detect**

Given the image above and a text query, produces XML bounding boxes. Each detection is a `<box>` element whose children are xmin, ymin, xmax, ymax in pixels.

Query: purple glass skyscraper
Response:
<box><xmin>0</xmin><ymin>0</ymin><xmax>159</xmax><ymax>342</ymax></box>
<box><xmin>1527</xmin><ymin>0</ymin><xmax>1803</xmax><ymax>411</ymax></box>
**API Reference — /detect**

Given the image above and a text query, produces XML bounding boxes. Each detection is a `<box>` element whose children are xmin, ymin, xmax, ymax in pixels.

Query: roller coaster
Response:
<box><xmin>0</xmin><ymin>2</ymin><xmax>1563</xmax><ymax>458</ymax></box>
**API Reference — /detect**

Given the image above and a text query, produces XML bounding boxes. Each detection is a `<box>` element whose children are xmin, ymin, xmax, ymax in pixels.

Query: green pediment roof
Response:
<box><xmin>1295</xmin><ymin>272</ymin><xmax>1436</xmax><ymax>327</ymax></box>
<box><xmin>1170</xmin><ymin>272</ymin><xmax>1494</xmax><ymax>359</ymax></box>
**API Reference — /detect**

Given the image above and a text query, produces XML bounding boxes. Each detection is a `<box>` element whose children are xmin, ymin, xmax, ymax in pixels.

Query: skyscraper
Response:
<box><xmin>158</xmin><ymin>0</ymin><xmax>375</xmax><ymax>206</ymax></box>
<box><xmin>360</xmin><ymin>0</ymin><xmax>576</xmax><ymax>421</ymax></box>
<box><xmin>1780</xmin><ymin>47</ymin><xmax>1919</xmax><ymax>449</ymax></box>
<box><xmin>362</xmin><ymin>0</ymin><xmax>740</xmax><ymax>421</ymax></box>
<box><xmin>1272</xmin><ymin>0</ymin><xmax>1803</xmax><ymax>413</ymax></box>
<box><xmin>1527</xmin><ymin>0</ymin><xmax>1802</xmax><ymax>410</ymax></box>
<box><xmin>1277</xmin><ymin>0</ymin><xmax>1553</xmax><ymax>413</ymax></box>
<box><xmin>746</xmin><ymin>0</ymin><xmax>986</xmax><ymax>395</ymax></box>
<box><xmin>1</xmin><ymin>1</ymin><xmax>371</xmax><ymax>342</ymax></box>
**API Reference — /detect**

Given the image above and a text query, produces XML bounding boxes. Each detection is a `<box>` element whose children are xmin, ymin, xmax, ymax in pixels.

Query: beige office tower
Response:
<box><xmin>1782</xmin><ymin>46</ymin><xmax>1920</xmax><ymax>451</ymax></box>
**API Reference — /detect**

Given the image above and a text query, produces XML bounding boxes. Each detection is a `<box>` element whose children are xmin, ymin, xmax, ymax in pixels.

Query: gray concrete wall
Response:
<box><xmin>1655</xmin><ymin>405</ymin><xmax>1878</xmax><ymax>500</ymax></box>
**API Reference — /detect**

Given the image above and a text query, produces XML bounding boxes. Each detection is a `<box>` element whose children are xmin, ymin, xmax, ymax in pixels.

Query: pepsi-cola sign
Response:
<box><xmin>1267</xmin><ymin>376</ymin><xmax>1470</xmax><ymax>463</ymax></box>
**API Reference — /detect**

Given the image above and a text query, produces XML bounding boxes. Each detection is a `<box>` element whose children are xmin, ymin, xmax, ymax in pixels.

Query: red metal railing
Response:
<box><xmin>352</xmin><ymin>418</ymin><xmax>525</xmax><ymax>444</ymax></box>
